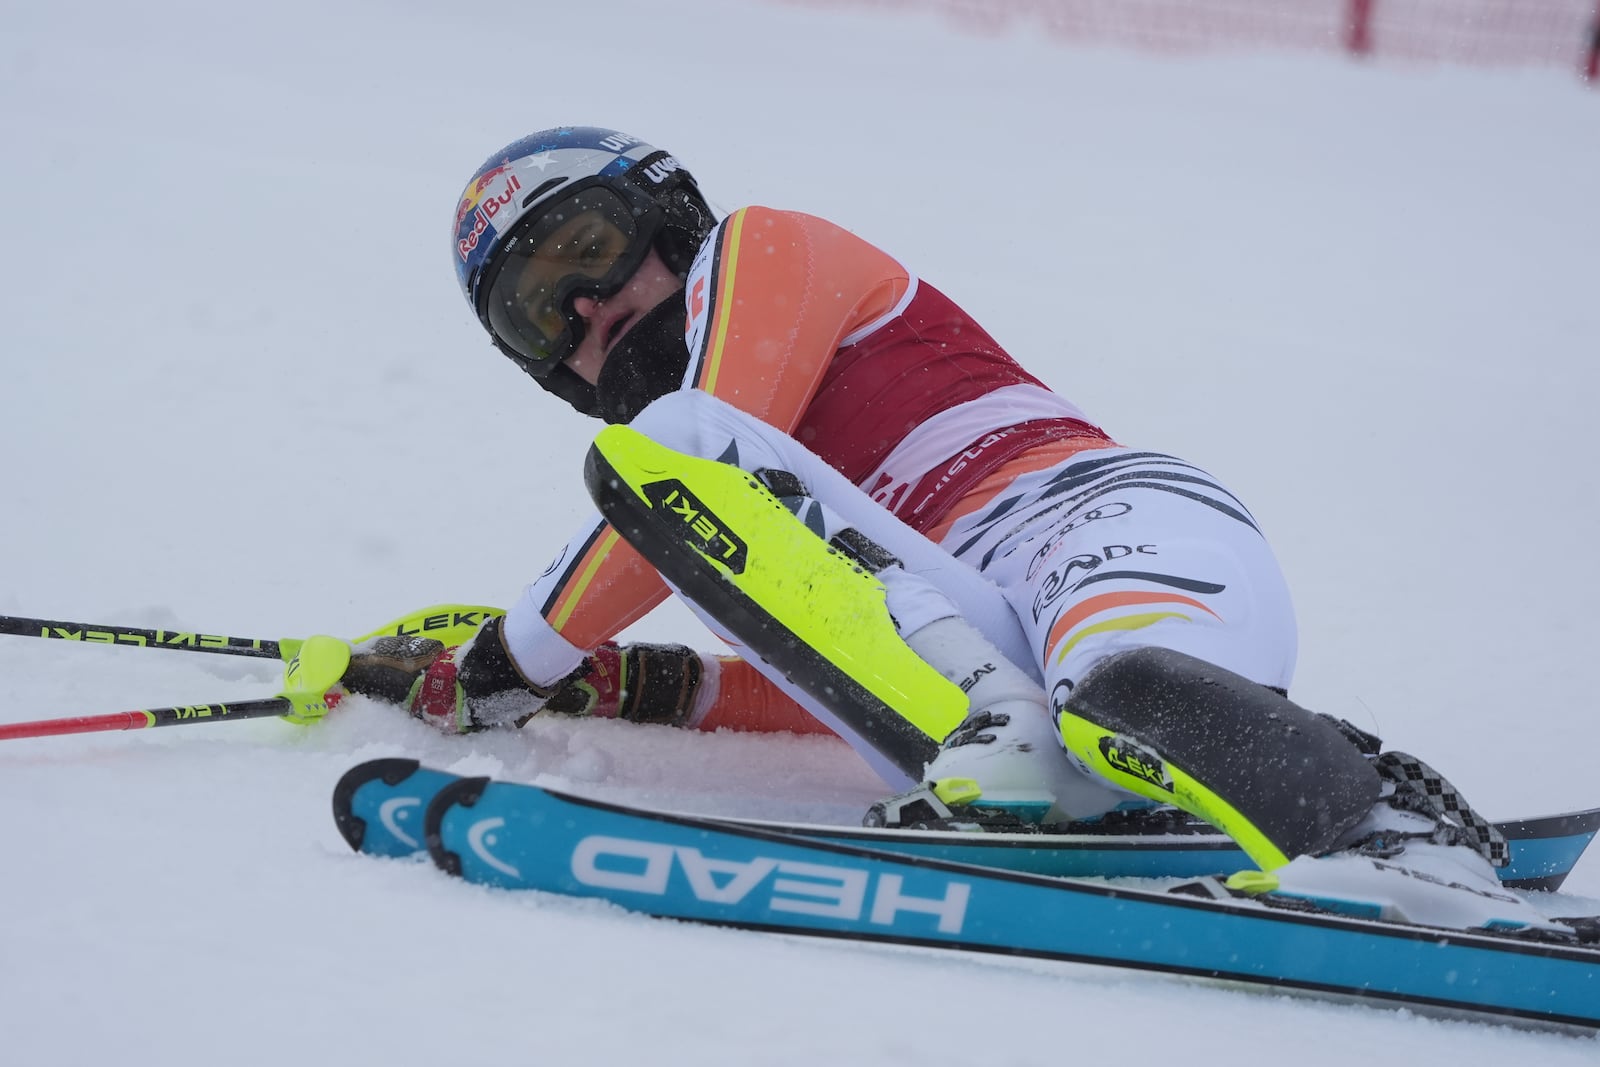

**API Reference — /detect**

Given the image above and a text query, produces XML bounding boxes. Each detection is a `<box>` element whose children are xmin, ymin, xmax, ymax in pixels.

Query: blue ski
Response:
<box><xmin>331</xmin><ymin>758</ymin><xmax>461</xmax><ymax>858</ymax></box>
<box><xmin>332</xmin><ymin>760</ymin><xmax>1600</xmax><ymax>1032</ymax></box>
<box><xmin>331</xmin><ymin>759</ymin><xmax>1599</xmax><ymax>890</ymax></box>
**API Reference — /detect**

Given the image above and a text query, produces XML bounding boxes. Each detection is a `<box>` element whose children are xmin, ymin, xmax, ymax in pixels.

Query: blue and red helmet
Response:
<box><xmin>452</xmin><ymin>127</ymin><xmax>713</xmax><ymax>418</ymax></box>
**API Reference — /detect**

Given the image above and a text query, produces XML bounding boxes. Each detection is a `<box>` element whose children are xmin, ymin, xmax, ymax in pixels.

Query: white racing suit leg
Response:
<box><xmin>927</xmin><ymin>448</ymin><xmax>1300</xmax><ymax>820</ymax></box>
<box><xmin>632</xmin><ymin>395</ymin><xmax>1297</xmax><ymax>822</ymax></box>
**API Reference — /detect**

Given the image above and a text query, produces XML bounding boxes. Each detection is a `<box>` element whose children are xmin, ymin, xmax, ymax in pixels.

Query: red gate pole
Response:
<box><xmin>1346</xmin><ymin>0</ymin><xmax>1375</xmax><ymax>56</ymax></box>
<box><xmin>1584</xmin><ymin>0</ymin><xmax>1600</xmax><ymax>83</ymax></box>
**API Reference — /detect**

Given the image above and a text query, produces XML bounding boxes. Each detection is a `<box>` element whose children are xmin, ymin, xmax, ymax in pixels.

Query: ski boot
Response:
<box><xmin>864</xmin><ymin>617</ymin><xmax>1139</xmax><ymax>831</ymax></box>
<box><xmin>1217</xmin><ymin>751</ymin><xmax>1578</xmax><ymax>938</ymax></box>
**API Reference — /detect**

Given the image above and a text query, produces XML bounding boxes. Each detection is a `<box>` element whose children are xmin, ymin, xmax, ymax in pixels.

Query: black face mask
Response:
<box><xmin>594</xmin><ymin>289</ymin><xmax>691</xmax><ymax>424</ymax></box>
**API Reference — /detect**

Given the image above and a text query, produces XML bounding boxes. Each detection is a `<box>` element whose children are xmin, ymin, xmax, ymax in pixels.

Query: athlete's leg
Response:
<box><xmin>614</xmin><ymin>391</ymin><xmax>1045</xmax><ymax>785</ymax></box>
<box><xmin>892</xmin><ymin>452</ymin><xmax>1573</xmax><ymax>933</ymax></box>
<box><xmin>630</xmin><ymin>390</ymin><xmax>1035</xmax><ymax>672</ymax></box>
<box><xmin>948</xmin><ymin>448</ymin><xmax>1297</xmax><ymax>695</ymax></box>
<box><xmin>906</xmin><ymin>449</ymin><xmax>1300</xmax><ymax>822</ymax></box>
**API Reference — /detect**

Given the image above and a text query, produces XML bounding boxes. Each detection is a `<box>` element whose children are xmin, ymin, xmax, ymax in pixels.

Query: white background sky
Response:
<box><xmin>2</xmin><ymin>1</ymin><xmax>1598</xmax><ymax>1062</ymax></box>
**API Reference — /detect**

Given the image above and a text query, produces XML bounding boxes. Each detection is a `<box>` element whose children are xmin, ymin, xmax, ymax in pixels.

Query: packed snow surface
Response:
<box><xmin>2</xmin><ymin>2</ymin><xmax>1597</xmax><ymax>1062</ymax></box>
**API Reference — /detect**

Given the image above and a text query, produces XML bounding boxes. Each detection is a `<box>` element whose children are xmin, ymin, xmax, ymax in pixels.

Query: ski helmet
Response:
<box><xmin>452</xmin><ymin>127</ymin><xmax>714</xmax><ymax>419</ymax></box>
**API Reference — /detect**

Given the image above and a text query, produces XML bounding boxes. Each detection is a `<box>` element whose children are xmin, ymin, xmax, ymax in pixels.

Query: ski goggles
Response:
<box><xmin>478</xmin><ymin>184</ymin><xmax>658</xmax><ymax>377</ymax></box>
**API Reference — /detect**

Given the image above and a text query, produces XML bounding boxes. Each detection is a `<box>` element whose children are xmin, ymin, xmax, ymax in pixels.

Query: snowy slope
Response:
<box><xmin>2</xmin><ymin>1</ymin><xmax>1598</xmax><ymax>1062</ymax></box>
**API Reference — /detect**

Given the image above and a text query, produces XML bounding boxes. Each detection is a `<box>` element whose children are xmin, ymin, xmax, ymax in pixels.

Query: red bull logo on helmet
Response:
<box><xmin>456</xmin><ymin>166</ymin><xmax>523</xmax><ymax>262</ymax></box>
<box><xmin>456</xmin><ymin>162</ymin><xmax>517</xmax><ymax>223</ymax></box>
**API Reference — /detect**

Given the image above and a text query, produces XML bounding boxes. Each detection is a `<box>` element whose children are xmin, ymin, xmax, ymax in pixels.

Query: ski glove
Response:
<box><xmin>341</xmin><ymin>615</ymin><xmax>705</xmax><ymax>735</ymax></box>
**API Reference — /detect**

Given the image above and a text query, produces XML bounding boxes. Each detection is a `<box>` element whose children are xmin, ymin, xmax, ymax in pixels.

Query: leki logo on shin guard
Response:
<box><xmin>643</xmin><ymin>480</ymin><xmax>748</xmax><ymax>573</ymax></box>
<box><xmin>1098</xmin><ymin>734</ymin><xmax>1174</xmax><ymax>793</ymax></box>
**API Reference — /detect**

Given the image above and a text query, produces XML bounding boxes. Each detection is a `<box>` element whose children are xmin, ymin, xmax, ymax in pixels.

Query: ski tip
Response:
<box><xmin>424</xmin><ymin>775</ymin><xmax>493</xmax><ymax>877</ymax></box>
<box><xmin>331</xmin><ymin>758</ymin><xmax>423</xmax><ymax>852</ymax></box>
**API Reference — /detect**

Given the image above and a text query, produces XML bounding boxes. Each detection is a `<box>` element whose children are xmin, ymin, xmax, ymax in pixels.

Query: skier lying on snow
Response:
<box><xmin>341</xmin><ymin>126</ymin><xmax>1564</xmax><ymax>937</ymax></box>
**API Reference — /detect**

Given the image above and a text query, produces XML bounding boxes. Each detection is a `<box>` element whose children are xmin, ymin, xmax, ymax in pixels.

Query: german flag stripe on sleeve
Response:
<box><xmin>691</xmin><ymin>209</ymin><xmax>746</xmax><ymax>395</ymax></box>
<box><xmin>540</xmin><ymin>522</ymin><xmax>623</xmax><ymax>629</ymax></box>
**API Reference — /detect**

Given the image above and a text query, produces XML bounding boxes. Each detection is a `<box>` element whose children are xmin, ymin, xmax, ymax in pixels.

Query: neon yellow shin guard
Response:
<box><xmin>585</xmin><ymin>424</ymin><xmax>968</xmax><ymax>777</ymax></box>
